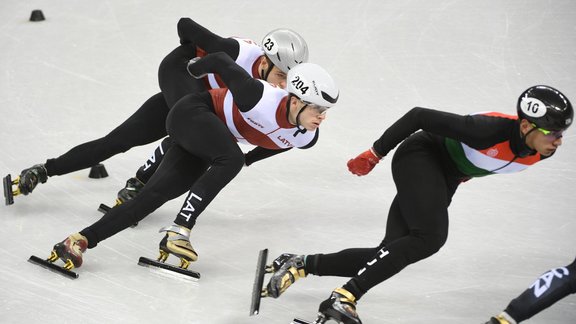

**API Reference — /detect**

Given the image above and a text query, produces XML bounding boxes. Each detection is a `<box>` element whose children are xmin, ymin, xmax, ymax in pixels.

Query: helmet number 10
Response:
<box><xmin>291</xmin><ymin>75</ymin><xmax>309</xmax><ymax>95</ymax></box>
<box><xmin>526</xmin><ymin>101</ymin><xmax>540</xmax><ymax>114</ymax></box>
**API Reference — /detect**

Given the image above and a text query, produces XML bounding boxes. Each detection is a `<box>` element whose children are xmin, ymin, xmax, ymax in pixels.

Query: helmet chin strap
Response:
<box><xmin>519</xmin><ymin>127</ymin><xmax>538</xmax><ymax>156</ymax></box>
<box><xmin>292</xmin><ymin>103</ymin><xmax>308</xmax><ymax>136</ymax></box>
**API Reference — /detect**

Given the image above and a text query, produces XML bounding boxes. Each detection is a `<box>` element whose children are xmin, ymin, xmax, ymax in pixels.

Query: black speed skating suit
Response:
<box><xmin>305</xmin><ymin>108</ymin><xmax>551</xmax><ymax>301</ymax></box>
<box><xmin>79</xmin><ymin>52</ymin><xmax>318</xmax><ymax>248</ymax></box>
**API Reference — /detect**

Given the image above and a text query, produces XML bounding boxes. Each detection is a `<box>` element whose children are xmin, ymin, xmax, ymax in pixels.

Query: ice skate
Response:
<box><xmin>97</xmin><ymin>177</ymin><xmax>144</xmax><ymax>227</ymax></box>
<box><xmin>3</xmin><ymin>164</ymin><xmax>47</xmax><ymax>205</ymax></box>
<box><xmin>157</xmin><ymin>225</ymin><xmax>198</xmax><ymax>269</ymax></box>
<box><xmin>316</xmin><ymin>287</ymin><xmax>362</xmax><ymax>324</ymax></box>
<box><xmin>137</xmin><ymin>225</ymin><xmax>200</xmax><ymax>279</ymax></box>
<box><xmin>115</xmin><ymin>177</ymin><xmax>144</xmax><ymax>205</ymax></box>
<box><xmin>18</xmin><ymin>164</ymin><xmax>48</xmax><ymax>195</ymax></box>
<box><xmin>49</xmin><ymin>233</ymin><xmax>89</xmax><ymax>269</ymax></box>
<box><xmin>262</xmin><ymin>253</ymin><xmax>306</xmax><ymax>298</ymax></box>
<box><xmin>29</xmin><ymin>233</ymin><xmax>88</xmax><ymax>279</ymax></box>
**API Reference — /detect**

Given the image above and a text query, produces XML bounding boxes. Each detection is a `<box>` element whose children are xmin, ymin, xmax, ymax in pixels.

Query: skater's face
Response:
<box><xmin>259</xmin><ymin>59</ymin><xmax>287</xmax><ymax>89</ymax></box>
<box><xmin>521</xmin><ymin>119</ymin><xmax>564</xmax><ymax>156</ymax></box>
<box><xmin>288</xmin><ymin>97</ymin><xmax>327</xmax><ymax>131</ymax></box>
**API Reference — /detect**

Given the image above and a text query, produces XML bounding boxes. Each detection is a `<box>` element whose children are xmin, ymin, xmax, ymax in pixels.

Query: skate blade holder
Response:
<box><xmin>3</xmin><ymin>174</ymin><xmax>21</xmax><ymax>205</ymax></box>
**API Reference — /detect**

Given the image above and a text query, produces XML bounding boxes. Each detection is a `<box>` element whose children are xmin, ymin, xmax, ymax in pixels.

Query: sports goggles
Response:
<box><xmin>532</xmin><ymin>123</ymin><xmax>564</xmax><ymax>139</ymax></box>
<box><xmin>302</xmin><ymin>101</ymin><xmax>329</xmax><ymax>114</ymax></box>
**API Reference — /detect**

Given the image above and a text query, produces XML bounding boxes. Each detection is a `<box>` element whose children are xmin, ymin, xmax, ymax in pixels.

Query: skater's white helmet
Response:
<box><xmin>287</xmin><ymin>62</ymin><xmax>339</xmax><ymax>111</ymax></box>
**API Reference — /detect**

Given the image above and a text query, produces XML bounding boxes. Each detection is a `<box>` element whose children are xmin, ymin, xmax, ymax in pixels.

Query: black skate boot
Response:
<box><xmin>263</xmin><ymin>254</ymin><xmax>306</xmax><ymax>298</ymax></box>
<box><xmin>49</xmin><ymin>233</ymin><xmax>88</xmax><ymax>270</ymax></box>
<box><xmin>18</xmin><ymin>164</ymin><xmax>48</xmax><ymax>195</ymax></box>
<box><xmin>116</xmin><ymin>177</ymin><xmax>144</xmax><ymax>205</ymax></box>
<box><xmin>157</xmin><ymin>225</ymin><xmax>198</xmax><ymax>269</ymax></box>
<box><xmin>316</xmin><ymin>287</ymin><xmax>362</xmax><ymax>324</ymax></box>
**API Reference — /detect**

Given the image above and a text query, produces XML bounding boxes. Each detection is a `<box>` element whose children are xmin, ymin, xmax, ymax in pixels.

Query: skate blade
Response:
<box><xmin>28</xmin><ymin>255</ymin><xmax>79</xmax><ymax>279</ymax></box>
<box><xmin>291</xmin><ymin>317</ymin><xmax>326</xmax><ymax>324</ymax></box>
<box><xmin>250</xmin><ymin>248</ymin><xmax>268</xmax><ymax>316</ymax></box>
<box><xmin>137</xmin><ymin>256</ymin><xmax>200</xmax><ymax>280</ymax></box>
<box><xmin>3</xmin><ymin>174</ymin><xmax>19</xmax><ymax>205</ymax></box>
<box><xmin>291</xmin><ymin>319</ymin><xmax>313</xmax><ymax>324</ymax></box>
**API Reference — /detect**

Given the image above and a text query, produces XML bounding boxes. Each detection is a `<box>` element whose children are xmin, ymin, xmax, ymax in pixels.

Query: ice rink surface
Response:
<box><xmin>0</xmin><ymin>1</ymin><xmax>575</xmax><ymax>323</ymax></box>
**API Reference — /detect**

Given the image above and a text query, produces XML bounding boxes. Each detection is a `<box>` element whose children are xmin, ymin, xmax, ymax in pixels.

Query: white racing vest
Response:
<box><xmin>210</xmin><ymin>82</ymin><xmax>318</xmax><ymax>150</ymax></box>
<box><xmin>197</xmin><ymin>37</ymin><xmax>264</xmax><ymax>90</ymax></box>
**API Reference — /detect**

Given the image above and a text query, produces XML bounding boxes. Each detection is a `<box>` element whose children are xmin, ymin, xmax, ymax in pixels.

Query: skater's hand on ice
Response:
<box><xmin>347</xmin><ymin>147</ymin><xmax>382</xmax><ymax>176</ymax></box>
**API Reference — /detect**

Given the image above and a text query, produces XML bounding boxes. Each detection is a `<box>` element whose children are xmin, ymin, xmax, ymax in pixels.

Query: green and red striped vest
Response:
<box><xmin>445</xmin><ymin>112</ymin><xmax>542</xmax><ymax>177</ymax></box>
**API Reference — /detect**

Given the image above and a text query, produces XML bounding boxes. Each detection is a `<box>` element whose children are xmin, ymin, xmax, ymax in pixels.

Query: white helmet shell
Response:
<box><xmin>262</xmin><ymin>28</ymin><xmax>309</xmax><ymax>73</ymax></box>
<box><xmin>287</xmin><ymin>63</ymin><xmax>339</xmax><ymax>108</ymax></box>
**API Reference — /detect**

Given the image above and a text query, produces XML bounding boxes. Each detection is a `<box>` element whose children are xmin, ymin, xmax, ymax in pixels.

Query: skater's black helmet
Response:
<box><xmin>517</xmin><ymin>85</ymin><xmax>573</xmax><ymax>131</ymax></box>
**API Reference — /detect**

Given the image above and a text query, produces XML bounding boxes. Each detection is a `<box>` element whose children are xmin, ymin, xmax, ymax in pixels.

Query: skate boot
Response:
<box><xmin>485</xmin><ymin>314</ymin><xmax>515</xmax><ymax>324</ymax></box>
<box><xmin>316</xmin><ymin>287</ymin><xmax>362</xmax><ymax>324</ymax></box>
<box><xmin>116</xmin><ymin>177</ymin><xmax>144</xmax><ymax>205</ymax></box>
<box><xmin>18</xmin><ymin>164</ymin><xmax>48</xmax><ymax>195</ymax></box>
<box><xmin>263</xmin><ymin>254</ymin><xmax>306</xmax><ymax>298</ymax></box>
<box><xmin>49</xmin><ymin>233</ymin><xmax>88</xmax><ymax>270</ymax></box>
<box><xmin>158</xmin><ymin>225</ymin><xmax>198</xmax><ymax>269</ymax></box>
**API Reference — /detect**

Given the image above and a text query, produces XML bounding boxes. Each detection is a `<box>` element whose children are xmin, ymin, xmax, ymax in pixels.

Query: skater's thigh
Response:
<box><xmin>141</xmin><ymin>145</ymin><xmax>209</xmax><ymax>201</ymax></box>
<box><xmin>159</xmin><ymin>44</ymin><xmax>206</xmax><ymax>108</ymax></box>
<box><xmin>107</xmin><ymin>92</ymin><xmax>169</xmax><ymax>145</ymax></box>
<box><xmin>167</xmin><ymin>97</ymin><xmax>242</xmax><ymax>162</ymax></box>
<box><xmin>392</xmin><ymin>147</ymin><xmax>450</xmax><ymax>233</ymax></box>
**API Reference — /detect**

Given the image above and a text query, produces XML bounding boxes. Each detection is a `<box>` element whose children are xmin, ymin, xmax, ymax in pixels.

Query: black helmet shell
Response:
<box><xmin>517</xmin><ymin>85</ymin><xmax>573</xmax><ymax>131</ymax></box>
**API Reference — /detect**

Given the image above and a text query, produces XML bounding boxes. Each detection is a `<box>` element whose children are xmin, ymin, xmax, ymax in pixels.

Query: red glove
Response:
<box><xmin>347</xmin><ymin>148</ymin><xmax>382</xmax><ymax>176</ymax></box>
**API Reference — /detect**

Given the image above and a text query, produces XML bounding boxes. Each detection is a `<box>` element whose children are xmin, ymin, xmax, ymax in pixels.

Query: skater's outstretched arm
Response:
<box><xmin>177</xmin><ymin>18</ymin><xmax>240</xmax><ymax>59</ymax></box>
<box><xmin>187</xmin><ymin>52</ymin><xmax>264</xmax><ymax>110</ymax></box>
<box><xmin>244</xmin><ymin>147</ymin><xmax>291</xmax><ymax>166</ymax></box>
<box><xmin>372</xmin><ymin>108</ymin><xmax>522</xmax><ymax>157</ymax></box>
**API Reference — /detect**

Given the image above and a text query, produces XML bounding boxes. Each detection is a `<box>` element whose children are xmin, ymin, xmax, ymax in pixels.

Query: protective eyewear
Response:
<box><xmin>531</xmin><ymin>123</ymin><xmax>564</xmax><ymax>139</ymax></box>
<box><xmin>303</xmin><ymin>101</ymin><xmax>328</xmax><ymax>114</ymax></box>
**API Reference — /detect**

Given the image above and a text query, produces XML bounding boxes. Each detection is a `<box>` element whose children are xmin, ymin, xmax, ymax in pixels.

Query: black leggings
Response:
<box><xmin>307</xmin><ymin>132</ymin><xmax>460</xmax><ymax>299</ymax></box>
<box><xmin>44</xmin><ymin>44</ymin><xmax>202</xmax><ymax>177</ymax></box>
<box><xmin>505</xmin><ymin>257</ymin><xmax>576</xmax><ymax>322</ymax></box>
<box><xmin>81</xmin><ymin>92</ymin><xmax>245</xmax><ymax>248</ymax></box>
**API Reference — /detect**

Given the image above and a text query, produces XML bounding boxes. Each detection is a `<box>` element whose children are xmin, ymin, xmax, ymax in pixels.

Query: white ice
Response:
<box><xmin>0</xmin><ymin>1</ymin><xmax>574</xmax><ymax>323</ymax></box>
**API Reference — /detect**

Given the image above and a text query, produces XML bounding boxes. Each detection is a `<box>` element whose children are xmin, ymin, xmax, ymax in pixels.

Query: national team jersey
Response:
<box><xmin>197</xmin><ymin>37</ymin><xmax>264</xmax><ymax>90</ymax></box>
<box><xmin>209</xmin><ymin>81</ymin><xmax>318</xmax><ymax>150</ymax></box>
<box><xmin>372</xmin><ymin>108</ymin><xmax>547</xmax><ymax>179</ymax></box>
<box><xmin>444</xmin><ymin>112</ymin><xmax>543</xmax><ymax>177</ymax></box>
